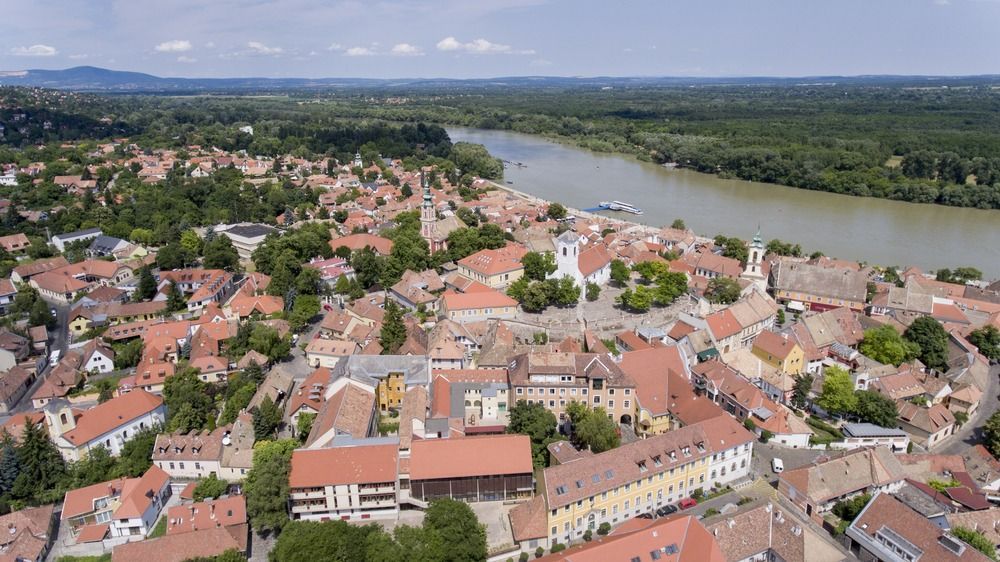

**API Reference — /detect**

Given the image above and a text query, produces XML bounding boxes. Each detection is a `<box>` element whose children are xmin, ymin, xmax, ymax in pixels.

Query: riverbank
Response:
<box><xmin>452</xmin><ymin>127</ymin><xmax>1000</xmax><ymax>279</ymax></box>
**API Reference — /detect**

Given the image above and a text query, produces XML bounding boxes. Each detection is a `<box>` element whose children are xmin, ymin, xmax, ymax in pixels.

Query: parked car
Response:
<box><xmin>772</xmin><ymin>457</ymin><xmax>784</xmax><ymax>473</ymax></box>
<box><xmin>678</xmin><ymin>498</ymin><xmax>698</xmax><ymax>510</ymax></box>
<box><xmin>638</xmin><ymin>511</ymin><xmax>654</xmax><ymax>519</ymax></box>
<box><xmin>655</xmin><ymin>504</ymin><xmax>678</xmax><ymax>517</ymax></box>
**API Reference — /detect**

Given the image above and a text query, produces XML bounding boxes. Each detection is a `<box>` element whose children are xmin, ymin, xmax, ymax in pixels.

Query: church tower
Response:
<box><xmin>420</xmin><ymin>171</ymin><xmax>436</xmax><ymax>245</ymax></box>
<box><xmin>352</xmin><ymin>151</ymin><xmax>363</xmax><ymax>168</ymax></box>
<box><xmin>741</xmin><ymin>226</ymin><xmax>767</xmax><ymax>292</ymax></box>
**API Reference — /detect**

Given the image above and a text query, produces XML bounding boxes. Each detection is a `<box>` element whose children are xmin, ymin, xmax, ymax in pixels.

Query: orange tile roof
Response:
<box><xmin>705</xmin><ymin>309</ymin><xmax>741</xmax><ymax>340</ymax></box>
<box><xmin>166</xmin><ymin>495</ymin><xmax>246</xmax><ymax>535</ymax></box>
<box><xmin>61</xmin><ymin>389</ymin><xmax>163</xmax><ymax>445</ymax></box>
<box><xmin>409</xmin><ymin>434</ymin><xmax>532</xmax><ymax>480</ymax></box>
<box><xmin>111</xmin><ymin>527</ymin><xmax>243</xmax><ymax>562</ymax></box>
<box><xmin>535</xmin><ymin>515</ymin><xmax>724</xmax><ymax>562</ymax></box>
<box><xmin>752</xmin><ymin>330</ymin><xmax>797</xmax><ymax>361</ymax></box>
<box><xmin>441</xmin><ymin>289</ymin><xmax>518</xmax><ymax>311</ymax></box>
<box><xmin>619</xmin><ymin>347</ymin><xmax>686</xmax><ymax>417</ymax></box>
<box><xmin>457</xmin><ymin>244</ymin><xmax>528</xmax><ymax>276</ymax></box>
<box><xmin>329</xmin><ymin>233</ymin><xmax>394</xmax><ymax>255</ymax></box>
<box><xmin>289</xmin><ymin>443</ymin><xmax>398</xmax><ymax>488</ymax></box>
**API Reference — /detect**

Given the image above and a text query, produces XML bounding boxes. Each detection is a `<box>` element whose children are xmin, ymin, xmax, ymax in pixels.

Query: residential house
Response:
<box><xmin>508</xmin><ymin>351</ymin><xmax>637</xmax><ymax>424</ymax></box>
<box><xmin>305</xmin><ymin>339</ymin><xmax>358</xmax><ymax>368</ymax></box>
<box><xmin>87</xmin><ymin>235</ymin><xmax>130</xmax><ymax>257</ymax></box>
<box><xmin>288</xmin><ymin>443</ymin><xmax>400</xmax><ymax>521</ymax></box>
<box><xmin>777</xmin><ymin>447</ymin><xmax>907</xmax><ymax>521</ymax></box>
<box><xmin>152</xmin><ymin>427</ymin><xmax>228</xmax><ymax>480</ymax></box>
<box><xmin>165</xmin><ymin>496</ymin><xmax>247</xmax><ymax>546</ymax></box>
<box><xmin>618</xmin><ymin>346</ymin><xmax>688</xmax><ymax>436</ymax></box>
<box><xmin>770</xmin><ymin>261</ymin><xmax>868</xmax><ymax>312</ymax></box>
<box><xmin>0</xmin><ymin>504</ymin><xmax>56</xmax><ymax>562</ymax></box>
<box><xmin>514</xmin><ymin>415</ymin><xmax>753</xmax><ymax>547</ymax></box>
<box><xmin>44</xmin><ymin>389</ymin><xmax>166</xmax><ymax>461</ymax></box>
<box><xmin>752</xmin><ymin>330</ymin><xmax>804</xmax><ymax>375</ymax></box>
<box><xmin>302</xmin><ymin>376</ymin><xmax>378</xmax><ymax>448</ymax></box>
<box><xmin>51</xmin><ymin>228</ymin><xmax>102</xmax><ymax>252</ymax></box>
<box><xmin>0</xmin><ymin>366</ymin><xmax>36</xmax><ymax>414</ymax></box>
<box><xmin>79</xmin><ymin>339</ymin><xmax>115</xmax><ymax>374</ymax></box>
<box><xmin>457</xmin><ymin>243</ymin><xmax>528</xmax><ymax>289</ymax></box>
<box><xmin>110</xmin><ymin>526</ymin><xmax>245</xmax><ymax>562</ymax></box>
<box><xmin>428</xmin><ymin>369</ymin><xmax>511</xmax><ymax>430</ymax></box>
<box><xmin>389</xmin><ymin>269</ymin><xmax>443</xmax><ymax>311</ymax></box>
<box><xmin>840</xmin><ymin>423</ymin><xmax>910</xmax><ymax>452</ymax></box>
<box><xmin>61</xmin><ymin>465</ymin><xmax>171</xmax><ymax>540</ymax></box>
<box><xmin>328</xmin><ymin>232</ymin><xmax>394</xmax><ymax>256</ymax></box>
<box><xmin>439</xmin><ymin>289</ymin><xmax>518</xmax><ymax>324</ymax></box>
<box><xmin>895</xmin><ymin>400</ymin><xmax>956</xmax><ymax>449</ymax></box>
<box><xmin>0</xmin><ymin>278</ymin><xmax>16</xmax><ymax>315</ymax></box>
<box><xmin>0</xmin><ymin>232</ymin><xmax>30</xmax><ymax>254</ymax></box>
<box><xmin>11</xmin><ymin>256</ymin><xmax>69</xmax><ymax>284</ymax></box>
<box><xmin>157</xmin><ymin>269</ymin><xmax>236</xmax><ymax>313</ymax></box>
<box><xmin>846</xmin><ymin>492</ymin><xmax>991</xmax><ymax>562</ymax></box>
<box><xmin>341</xmin><ymin>355</ymin><xmax>430</xmax><ymax>412</ymax></box>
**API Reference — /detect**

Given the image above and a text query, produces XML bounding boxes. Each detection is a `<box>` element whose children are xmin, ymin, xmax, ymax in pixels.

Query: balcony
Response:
<box><xmin>291</xmin><ymin>503</ymin><xmax>331</xmax><ymax>514</ymax></box>
<box><xmin>291</xmin><ymin>490</ymin><xmax>327</xmax><ymax>500</ymax></box>
<box><xmin>358</xmin><ymin>484</ymin><xmax>396</xmax><ymax>494</ymax></box>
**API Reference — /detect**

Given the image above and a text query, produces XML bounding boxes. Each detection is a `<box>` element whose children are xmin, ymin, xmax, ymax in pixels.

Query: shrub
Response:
<box><xmin>597</xmin><ymin>522</ymin><xmax>611</xmax><ymax>536</ymax></box>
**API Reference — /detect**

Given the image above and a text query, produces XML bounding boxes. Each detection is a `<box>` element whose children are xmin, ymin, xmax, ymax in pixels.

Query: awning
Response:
<box><xmin>786</xmin><ymin>300</ymin><xmax>806</xmax><ymax>312</ymax></box>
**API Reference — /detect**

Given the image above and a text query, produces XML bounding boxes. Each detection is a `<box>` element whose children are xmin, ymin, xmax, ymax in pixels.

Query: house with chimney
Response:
<box><xmin>61</xmin><ymin>465</ymin><xmax>171</xmax><ymax>541</ymax></box>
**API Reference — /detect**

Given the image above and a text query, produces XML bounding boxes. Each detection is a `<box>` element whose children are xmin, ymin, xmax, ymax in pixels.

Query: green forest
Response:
<box><xmin>302</xmin><ymin>83</ymin><xmax>1000</xmax><ymax>209</ymax></box>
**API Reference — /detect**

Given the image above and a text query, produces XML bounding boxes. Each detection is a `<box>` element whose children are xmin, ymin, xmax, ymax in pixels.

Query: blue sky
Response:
<box><xmin>3</xmin><ymin>0</ymin><xmax>1000</xmax><ymax>78</ymax></box>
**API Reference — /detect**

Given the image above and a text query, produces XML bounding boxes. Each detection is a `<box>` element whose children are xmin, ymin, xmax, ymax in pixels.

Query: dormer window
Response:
<box><xmin>652</xmin><ymin>455</ymin><xmax>662</xmax><ymax>467</ymax></box>
<box><xmin>637</xmin><ymin>461</ymin><xmax>648</xmax><ymax>473</ymax></box>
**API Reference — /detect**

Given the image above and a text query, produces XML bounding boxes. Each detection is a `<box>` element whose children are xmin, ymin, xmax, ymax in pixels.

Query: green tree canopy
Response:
<box><xmin>859</xmin><ymin>325</ymin><xmax>919</xmax><ymax>366</ymax></box>
<box><xmin>903</xmin><ymin>316</ymin><xmax>950</xmax><ymax>371</ymax></box>
<box><xmin>245</xmin><ymin>439</ymin><xmax>297</xmax><ymax>535</ymax></box>
<box><xmin>817</xmin><ymin>366</ymin><xmax>857</xmax><ymax>415</ymax></box>
<box><xmin>506</xmin><ymin>401</ymin><xmax>559</xmax><ymax>467</ymax></box>
<box><xmin>853</xmin><ymin>390</ymin><xmax>899</xmax><ymax>428</ymax></box>
<box><xmin>704</xmin><ymin>277</ymin><xmax>740</xmax><ymax>304</ymax></box>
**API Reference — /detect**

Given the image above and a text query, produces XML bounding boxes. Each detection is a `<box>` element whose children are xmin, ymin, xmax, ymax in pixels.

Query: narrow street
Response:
<box><xmin>941</xmin><ymin>364</ymin><xmax>1000</xmax><ymax>456</ymax></box>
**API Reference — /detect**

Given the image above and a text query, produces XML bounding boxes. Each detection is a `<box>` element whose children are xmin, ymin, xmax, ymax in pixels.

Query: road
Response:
<box><xmin>940</xmin><ymin>364</ymin><xmax>1000</xmax><ymax>456</ymax></box>
<box><xmin>751</xmin><ymin>441</ymin><xmax>830</xmax><ymax>484</ymax></box>
<box><xmin>0</xmin><ymin>302</ymin><xmax>71</xmax><ymax>424</ymax></box>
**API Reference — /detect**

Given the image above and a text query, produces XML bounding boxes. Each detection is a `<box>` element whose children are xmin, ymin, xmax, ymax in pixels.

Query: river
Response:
<box><xmin>448</xmin><ymin>127</ymin><xmax>1000</xmax><ymax>280</ymax></box>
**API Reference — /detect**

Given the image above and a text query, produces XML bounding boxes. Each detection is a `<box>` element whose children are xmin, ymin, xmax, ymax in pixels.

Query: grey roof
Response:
<box><xmin>637</xmin><ymin>327</ymin><xmax>667</xmax><ymax>340</ymax></box>
<box><xmin>446</xmin><ymin>382</ymin><xmax>507</xmax><ymax>418</ymax></box>
<box><xmin>894</xmin><ymin>482</ymin><xmax>951</xmax><ymax>519</ymax></box>
<box><xmin>772</xmin><ymin>261</ymin><xmax>868</xmax><ymax>303</ymax></box>
<box><xmin>88</xmin><ymin>235</ymin><xmax>125</xmax><ymax>253</ymax></box>
<box><xmin>842</xmin><ymin>423</ymin><xmax>907</xmax><ymax>438</ymax></box>
<box><xmin>223</xmin><ymin>223</ymin><xmax>277</xmax><ymax>239</ymax></box>
<box><xmin>344</xmin><ymin>355</ymin><xmax>430</xmax><ymax>386</ymax></box>
<box><xmin>55</xmin><ymin>227</ymin><xmax>101</xmax><ymax>240</ymax></box>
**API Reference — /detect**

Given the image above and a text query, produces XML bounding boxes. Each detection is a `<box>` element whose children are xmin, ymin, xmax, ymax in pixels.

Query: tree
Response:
<box><xmin>903</xmin><ymin>316</ymin><xmax>949</xmax><ymax>371</ymax></box>
<box><xmin>135</xmin><ymin>266</ymin><xmax>157</xmax><ymax>301</ymax></box>
<box><xmin>115</xmin><ymin>427</ymin><xmax>158</xmax><ymax>477</ymax></box>
<box><xmin>968</xmin><ymin>325</ymin><xmax>1000</xmax><ymax>362</ymax></box>
<box><xmin>670</xmin><ymin>219</ymin><xmax>686</xmax><ymax>230</ymax></box>
<box><xmin>522</xmin><ymin>252</ymin><xmax>557</xmax><ymax>281</ymax></box>
<box><xmin>521</xmin><ymin>282</ymin><xmax>552</xmax><ymax>313</ymax></box>
<box><xmin>297</xmin><ymin>412</ymin><xmax>316</xmax><ymax>442</ymax></box>
<box><xmin>791</xmin><ymin>373</ymin><xmax>813</xmax><ymax>409</ymax></box>
<box><xmin>951</xmin><ymin>527</ymin><xmax>998</xmax><ymax>561</ymax></box>
<box><xmin>193</xmin><ymin>474</ymin><xmax>229</xmax><ymax>501</ymax></box>
<box><xmin>246</xmin><ymin>323</ymin><xmax>291</xmax><ymax>361</ymax></box>
<box><xmin>29</xmin><ymin>298</ymin><xmax>55</xmax><ymax>329</ymax></box>
<box><xmin>13</xmin><ymin>420</ymin><xmax>66</xmax><ymax>503</ymax></box>
<box><xmin>220</xmin><ymin>382</ymin><xmax>256</xmax><ymax>425</ymax></box>
<box><xmin>652</xmin><ymin>271</ymin><xmax>689</xmax><ymax>306</ymax></box>
<box><xmin>832</xmin><ymin>493</ymin><xmax>871</xmax><ymax>522</ymax></box>
<box><xmin>272</xmin><ymin>520</ymin><xmax>379</xmax><ymax>561</ymax></box>
<box><xmin>714</xmin><ymin>235</ymin><xmax>748</xmax><ymax>264</ymax></box>
<box><xmin>568</xmin><ymin>404</ymin><xmax>620</xmax><ymax>453</ymax></box>
<box><xmin>251</xmin><ymin>395</ymin><xmax>282</xmax><ymax>440</ymax></box>
<box><xmin>585</xmin><ymin>282</ymin><xmax>600</xmax><ymax>302</ymax></box>
<box><xmin>164</xmin><ymin>367</ymin><xmax>215</xmax><ymax>432</ymax></box>
<box><xmin>553</xmin><ymin>276</ymin><xmax>580</xmax><ymax>307</ymax></box>
<box><xmin>704</xmin><ymin>277</ymin><xmax>741</xmax><ymax>304</ymax></box>
<box><xmin>817</xmin><ymin>366</ymin><xmax>857</xmax><ymax>415</ymax></box>
<box><xmin>294</xmin><ymin>267</ymin><xmax>322</xmax><ymax>296</ymax></box>
<box><xmin>610</xmin><ymin>259</ymin><xmax>630</xmax><ymax>286</ymax></box>
<box><xmin>180</xmin><ymin>229</ymin><xmax>203</xmax><ymax>256</ymax></box>
<box><xmin>203</xmin><ymin>235</ymin><xmax>241</xmax><ymax>271</ymax></box>
<box><xmin>854</xmin><ymin>390</ymin><xmax>899</xmax><ymax>428</ymax></box>
<box><xmin>507</xmin><ymin>401</ymin><xmax>558</xmax><ymax>467</ymax></box>
<box><xmin>632</xmin><ymin>261</ymin><xmax>667</xmax><ymax>284</ymax></box>
<box><xmin>287</xmin><ymin>294</ymin><xmax>320</xmax><ymax>331</ymax></box>
<box><xmin>984</xmin><ymin>410</ymin><xmax>1000</xmax><ymax>458</ymax></box>
<box><xmin>423</xmin><ymin>498</ymin><xmax>488</xmax><ymax>562</ymax></box>
<box><xmin>546</xmin><ymin>202</ymin><xmax>567</xmax><ymax>220</ymax></box>
<box><xmin>380</xmin><ymin>300</ymin><xmax>407</xmax><ymax>354</ymax></box>
<box><xmin>113</xmin><ymin>339</ymin><xmax>144</xmax><ymax>369</ymax></box>
<box><xmin>0</xmin><ymin>435</ymin><xmax>20</xmax><ymax>497</ymax></box>
<box><xmin>245</xmin><ymin>439</ymin><xmax>297</xmax><ymax>535</ymax></box>
<box><xmin>617</xmin><ymin>285</ymin><xmax>652</xmax><ymax>312</ymax></box>
<box><xmin>165</xmin><ymin>281</ymin><xmax>187</xmax><ymax>313</ymax></box>
<box><xmin>156</xmin><ymin>241</ymin><xmax>194</xmax><ymax>270</ymax></box>
<box><xmin>859</xmin><ymin>325</ymin><xmax>919</xmax><ymax>366</ymax></box>
<box><xmin>449</xmin><ymin>142</ymin><xmax>503</xmax><ymax>179</ymax></box>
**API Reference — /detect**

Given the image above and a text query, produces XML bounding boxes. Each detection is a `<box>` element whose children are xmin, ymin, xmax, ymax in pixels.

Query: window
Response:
<box><xmin>609</xmin><ymin>388</ymin><xmax>615</xmax><ymax>395</ymax></box>
<box><xmin>517</xmin><ymin>388</ymin><xmax>523</xmax><ymax>395</ymax></box>
<box><xmin>593</xmin><ymin>396</ymin><xmax>601</xmax><ymax>405</ymax></box>
<box><xmin>624</xmin><ymin>389</ymin><xmax>631</xmax><ymax>395</ymax></box>
<box><xmin>608</xmin><ymin>400</ymin><xmax>614</xmax><ymax>409</ymax></box>
<box><xmin>550</xmin><ymin>388</ymin><xmax>556</xmax><ymax>395</ymax></box>
<box><xmin>527</xmin><ymin>388</ymin><xmax>534</xmax><ymax>395</ymax></box>
<box><xmin>624</xmin><ymin>400</ymin><xmax>630</xmax><ymax>409</ymax></box>
<box><xmin>169</xmin><ymin>462</ymin><xmax>175</xmax><ymax>470</ymax></box>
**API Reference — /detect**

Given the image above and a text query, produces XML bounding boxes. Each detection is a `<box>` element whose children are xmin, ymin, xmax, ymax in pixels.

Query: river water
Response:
<box><xmin>448</xmin><ymin>127</ymin><xmax>1000</xmax><ymax>280</ymax></box>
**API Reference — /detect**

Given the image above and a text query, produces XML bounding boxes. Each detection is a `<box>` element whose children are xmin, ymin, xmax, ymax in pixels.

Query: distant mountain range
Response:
<box><xmin>1</xmin><ymin>66</ymin><xmax>999</xmax><ymax>92</ymax></box>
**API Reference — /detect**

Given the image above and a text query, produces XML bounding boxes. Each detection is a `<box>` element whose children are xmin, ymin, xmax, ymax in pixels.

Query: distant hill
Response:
<box><xmin>1</xmin><ymin>66</ymin><xmax>999</xmax><ymax>92</ymax></box>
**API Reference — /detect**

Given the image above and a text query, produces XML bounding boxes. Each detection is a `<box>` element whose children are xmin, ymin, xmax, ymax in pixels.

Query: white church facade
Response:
<box><xmin>550</xmin><ymin>231</ymin><xmax>613</xmax><ymax>292</ymax></box>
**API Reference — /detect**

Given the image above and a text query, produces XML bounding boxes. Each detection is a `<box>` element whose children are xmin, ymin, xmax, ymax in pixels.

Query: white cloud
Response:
<box><xmin>177</xmin><ymin>55</ymin><xmax>197</xmax><ymax>63</ymax></box>
<box><xmin>436</xmin><ymin>36</ymin><xmax>532</xmax><ymax>55</ymax></box>
<box><xmin>247</xmin><ymin>41</ymin><xmax>283</xmax><ymax>55</ymax></box>
<box><xmin>327</xmin><ymin>43</ymin><xmax>343</xmax><ymax>51</ymax></box>
<box><xmin>391</xmin><ymin>43</ymin><xmax>422</xmax><ymax>56</ymax></box>
<box><xmin>10</xmin><ymin>44</ymin><xmax>58</xmax><ymax>57</ymax></box>
<box><xmin>154</xmin><ymin>39</ymin><xmax>192</xmax><ymax>53</ymax></box>
<box><xmin>345</xmin><ymin>46</ymin><xmax>374</xmax><ymax>56</ymax></box>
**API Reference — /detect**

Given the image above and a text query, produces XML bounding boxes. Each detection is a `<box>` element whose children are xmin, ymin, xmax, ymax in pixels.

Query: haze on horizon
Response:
<box><xmin>3</xmin><ymin>0</ymin><xmax>1000</xmax><ymax>79</ymax></box>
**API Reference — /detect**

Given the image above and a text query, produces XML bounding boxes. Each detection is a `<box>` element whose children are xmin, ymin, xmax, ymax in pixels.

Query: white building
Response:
<box><xmin>45</xmin><ymin>389</ymin><xmax>166</xmax><ymax>461</ymax></box>
<box><xmin>211</xmin><ymin>223</ymin><xmax>278</xmax><ymax>260</ymax></box>
<box><xmin>52</xmin><ymin>228</ymin><xmax>102</xmax><ymax>252</ymax></box>
<box><xmin>61</xmin><ymin>465</ymin><xmax>171</xmax><ymax>540</ymax></box>
<box><xmin>838</xmin><ymin>423</ymin><xmax>910</xmax><ymax>452</ymax></box>
<box><xmin>551</xmin><ymin>231</ymin><xmax>612</xmax><ymax>292</ymax></box>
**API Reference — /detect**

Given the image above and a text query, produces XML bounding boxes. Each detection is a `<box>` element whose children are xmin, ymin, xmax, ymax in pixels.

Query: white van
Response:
<box><xmin>772</xmin><ymin>458</ymin><xmax>784</xmax><ymax>473</ymax></box>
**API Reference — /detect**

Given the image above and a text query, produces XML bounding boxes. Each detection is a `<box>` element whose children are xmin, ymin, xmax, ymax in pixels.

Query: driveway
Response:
<box><xmin>940</xmin><ymin>364</ymin><xmax>1000</xmax><ymax>455</ymax></box>
<box><xmin>752</xmin><ymin>442</ymin><xmax>830</xmax><ymax>484</ymax></box>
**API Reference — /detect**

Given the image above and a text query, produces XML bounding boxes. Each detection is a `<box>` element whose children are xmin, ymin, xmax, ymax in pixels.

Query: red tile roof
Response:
<box><xmin>289</xmin><ymin>443</ymin><xmax>398</xmax><ymax>488</ymax></box>
<box><xmin>61</xmin><ymin>389</ymin><xmax>163</xmax><ymax>445</ymax></box>
<box><xmin>409</xmin><ymin>434</ymin><xmax>533</xmax><ymax>481</ymax></box>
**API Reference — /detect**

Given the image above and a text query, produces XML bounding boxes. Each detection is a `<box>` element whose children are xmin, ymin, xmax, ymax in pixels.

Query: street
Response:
<box><xmin>940</xmin><ymin>364</ymin><xmax>1000</xmax><ymax>456</ymax></box>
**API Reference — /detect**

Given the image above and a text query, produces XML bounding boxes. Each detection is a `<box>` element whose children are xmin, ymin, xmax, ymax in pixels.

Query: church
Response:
<box><xmin>419</xmin><ymin>173</ymin><xmax>463</xmax><ymax>253</ymax></box>
<box><xmin>550</xmin><ymin>230</ymin><xmax>613</xmax><ymax>291</ymax></box>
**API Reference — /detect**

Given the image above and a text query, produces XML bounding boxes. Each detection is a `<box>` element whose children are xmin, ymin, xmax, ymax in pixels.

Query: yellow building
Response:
<box><xmin>68</xmin><ymin>301</ymin><xmax>167</xmax><ymax>336</ymax></box>
<box><xmin>456</xmin><ymin>244</ymin><xmax>528</xmax><ymax>289</ymax></box>
<box><xmin>376</xmin><ymin>372</ymin><xmax>406</xmax><ymax>412</ymax></box>
<box><xmin>532</xmin><ymin>416</ymin><xmax>754</xmax><ymax>546</ymax></box>
<box><xmin>751</xmin><ymin>330</ymin><xmax>804</xmax><ymax>375</ymax></box>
